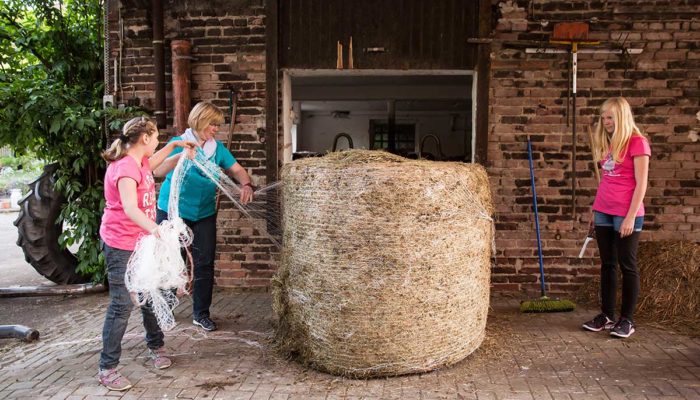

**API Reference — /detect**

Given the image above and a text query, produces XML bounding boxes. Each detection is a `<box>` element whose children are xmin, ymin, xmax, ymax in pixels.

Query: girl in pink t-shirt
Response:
<box><xmin>582</xmin><ymin>97</ymin><xmax>650</xmax><ymax>339</ymax></box>
<box><xmin>97</xmin><ymin>117</ymin><xmax>194</xmax><ymax>391</ymax></box>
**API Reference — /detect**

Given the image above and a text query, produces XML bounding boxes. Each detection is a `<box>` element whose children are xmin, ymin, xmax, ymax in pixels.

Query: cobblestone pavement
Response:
<box><xmin>0</xmin><ymin>290</ymin><xmax>698</xmax><ymax>399</ymax></box>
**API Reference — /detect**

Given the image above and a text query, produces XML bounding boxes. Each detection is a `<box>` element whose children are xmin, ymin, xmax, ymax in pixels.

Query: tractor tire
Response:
<box><xmin>13</xmin><ymin>163</ymin><xmax>86</xmax><ymax>284</ymax></box>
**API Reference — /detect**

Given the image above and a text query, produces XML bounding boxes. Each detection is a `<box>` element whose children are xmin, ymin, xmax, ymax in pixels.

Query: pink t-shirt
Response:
<box><xmin>592</xmin><ymin>135</ymin><xmax>651</xmax><ymax>217</ymax></box>
<box><xmin>99</xmin><ymin>156</ymin><xmax>156</xmax><ymax>251</ymax></box>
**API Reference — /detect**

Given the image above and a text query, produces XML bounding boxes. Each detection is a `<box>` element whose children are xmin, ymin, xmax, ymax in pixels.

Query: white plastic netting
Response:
<box><xmin>125</xmin><ymin>151</ymin><xmax>282</xmax><ymax>331</ymax></box>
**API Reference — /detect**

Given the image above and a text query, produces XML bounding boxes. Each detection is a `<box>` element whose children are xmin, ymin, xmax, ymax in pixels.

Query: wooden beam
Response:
<box><xmin>474</xmin><ymin>0</ymin><xmax>491</xmax><ymax>165</ymax></box>
<box><xmin>265</xmin><ymin>0</ymin><xmax>279</xmax><ymax>183</ymax></box>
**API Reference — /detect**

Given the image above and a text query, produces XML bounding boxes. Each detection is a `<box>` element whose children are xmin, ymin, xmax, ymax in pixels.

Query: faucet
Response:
<box><xmin>419</xmin><ymin>134</ymin><xmax>442</xmax><ymax>160</ymax></box>
<box><xmin>332</xmin><ymin>133</ymin><xmax>354</xmax><ymax>152</ymax></box>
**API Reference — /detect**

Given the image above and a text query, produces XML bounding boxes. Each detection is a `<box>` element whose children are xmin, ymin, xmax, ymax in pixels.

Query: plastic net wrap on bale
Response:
<box><xmin>273</xmin><ymin>150</ymin><xmax>494</xmax><ymax>378</ymax></box>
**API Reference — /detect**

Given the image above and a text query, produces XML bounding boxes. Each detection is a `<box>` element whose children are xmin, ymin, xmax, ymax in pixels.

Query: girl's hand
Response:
<box><xmin>619</xmin><ymin>216</ymin><xmax>635</xmax><ymax>238</ymax></box>
<box><xmin>150</xmin><ymin>226</ymin><xmax>160</xmax><ymax>239</ymax></box>
<box><xmin>174</xmin><ymin>140</ymin><xmax>198</xmax><ymax>149</ymax></box>
<box><xmin>240</xmin><ymin>184</ymin><xmax>254</xmax><ymax>205</ymax></box>
<box><xmin>173</xmin><ymin>140</ymin><xmax>197</xmax><ymax>159</ymax></box>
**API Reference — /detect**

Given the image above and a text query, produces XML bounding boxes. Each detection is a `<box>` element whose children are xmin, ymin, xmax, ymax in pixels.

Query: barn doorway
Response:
<box><xmin>281</xmin><ymin>70</ymin><xmax>474</xmax><ymax>163</ymax></box>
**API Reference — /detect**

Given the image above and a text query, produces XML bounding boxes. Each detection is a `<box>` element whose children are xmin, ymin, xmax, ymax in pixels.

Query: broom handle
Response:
<box><xmin>527</xmin><ymin>136</ymin><xmax>547</xmax><ymax>297</ymax></box>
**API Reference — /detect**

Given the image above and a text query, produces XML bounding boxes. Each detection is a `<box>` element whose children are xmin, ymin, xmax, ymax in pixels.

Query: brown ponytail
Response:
<box><xmin>102</xmin><ymin>117</ymin><xmax>157</xmax><ymax>162</ymax></box>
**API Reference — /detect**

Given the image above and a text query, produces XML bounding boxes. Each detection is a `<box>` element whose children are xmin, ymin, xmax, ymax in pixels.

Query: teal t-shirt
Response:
<box><xmin>157</xmin><ymin>137</ymin><xmax>236</xmax><ymax>221</ymax></box>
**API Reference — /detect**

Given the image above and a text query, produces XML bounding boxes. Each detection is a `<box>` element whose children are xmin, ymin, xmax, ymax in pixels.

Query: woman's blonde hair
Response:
<box><xmin>102</xmin><ymin>117</ymin><xmax>157</xmax><ymax>162</ymax></box>
<box><xmin>188</xmin><ymin>101</ymin><xmax>225</xmax><ymax>134</ymax></box>
<box><xmin>591</xmin><ymin>97</ymin><xmax>645</xmax><ymax>163</ymax></box>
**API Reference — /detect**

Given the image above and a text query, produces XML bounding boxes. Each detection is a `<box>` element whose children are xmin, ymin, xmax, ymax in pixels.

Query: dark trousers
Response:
<box><xmin>100</xmin><ymin>243</ymin><xmax>164</xmax><ymax>370</ymax></box>
<box><xmin>595</xmin><ymin>226</ymin><xmax>641</xmax><ymax>321</ymax></box>
<box><xmin>157</xmin><ymin>209</ymin><xmax>217</xmax><ymax>320</ymax></box>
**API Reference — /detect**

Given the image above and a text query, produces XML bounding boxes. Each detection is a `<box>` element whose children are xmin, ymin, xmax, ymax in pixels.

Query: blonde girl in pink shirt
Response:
<box><xmin>582</xmin><ymin>97</ymin><xmax>650</xmax><ymax>339</ymax></box>
<box><xmin>98</xmin><ymin>117</ymin><xmax>194</xmax><ymax>391</ymax></box>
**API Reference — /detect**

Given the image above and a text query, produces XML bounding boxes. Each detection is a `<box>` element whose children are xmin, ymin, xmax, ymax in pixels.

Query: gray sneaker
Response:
<box><xmin>610</xmin><ymin>318</ymin><xmax>636</xmax><ymax>338</ymax></box>
<box><xmin>149</xmin><ymin>347</ymin><xmax>172</xmax><ymax>369</ymax></box>
<box><xmin>98</xmin><ymin>368</ymin><xmax>132</xmax><ymax>391</ymax></box>
<box><xmin>193</xmin><ymin>316</ymin><xmax>217</xmax><ymax>331</ymax></box>
<box><xmin>582</xmin><ymin>313</ymin><xmax>615</xmax><ymax>332</ymax></box>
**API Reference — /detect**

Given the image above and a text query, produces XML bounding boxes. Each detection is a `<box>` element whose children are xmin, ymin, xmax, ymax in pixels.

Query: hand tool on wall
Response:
<box><xmin>216</xmin><ymin>89</ymin><xmax>238</xmax><ymax>212</ymax></box>
<box><xmin>578</xmin><ymin>220</ymin><xmax>595</xmax><ymax>258</ymax></box>
<box><xmin>549</xmin><ymin>22</ymin><xmax>599</xmax><ymax>221</ymax></box>
<box><xmin>579</xmin><ymin>124</ymin><xmax>601</xmax><ymax>258</ymax></box>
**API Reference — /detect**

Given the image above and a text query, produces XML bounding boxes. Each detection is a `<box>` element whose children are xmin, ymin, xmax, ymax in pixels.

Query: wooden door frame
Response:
<box><xmin>266</xmin><ymin>0</ymin><xmax>492</xmax><ymax>179</ymax></box>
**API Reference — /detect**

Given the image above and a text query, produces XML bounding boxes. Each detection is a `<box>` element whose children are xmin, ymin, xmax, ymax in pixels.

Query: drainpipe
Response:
<box><xmin>103</xmin><ymin>0</ymin><xmax>111</xmax><ymax>97</ymax></box>
<box><xmin>152</xmin><ymin>0</ymin><xmax>166</xmax><ymax>128</ymax></box>
<box><xmin>171</xmin><ymin>40</ymin><xmax>192</xmax><ymax>135</ymax></box>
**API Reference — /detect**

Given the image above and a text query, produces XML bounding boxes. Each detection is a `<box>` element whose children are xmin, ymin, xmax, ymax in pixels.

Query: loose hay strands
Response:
<box><xmin>273</xmin><ymin>149</ymin><xmax>495</xmax><ymax>378</ymax></box>
<box><xmin>576</xmin><ymin>240</ymin><xmax>700</xmax><ymax>336</ymax></box>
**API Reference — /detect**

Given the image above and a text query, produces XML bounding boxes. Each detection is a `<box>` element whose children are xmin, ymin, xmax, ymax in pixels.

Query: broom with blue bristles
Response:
<box><xmin>520</xmin><ymin>136</ymin><xmax>576</xmax><ymax>313</ymax></box>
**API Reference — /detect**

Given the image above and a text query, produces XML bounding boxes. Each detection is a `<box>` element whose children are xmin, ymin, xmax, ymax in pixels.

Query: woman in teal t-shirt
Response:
<box><xmin>154</xmin><ymin>101</ymin><xmax>253</xmax><ymax>332</ymax></box>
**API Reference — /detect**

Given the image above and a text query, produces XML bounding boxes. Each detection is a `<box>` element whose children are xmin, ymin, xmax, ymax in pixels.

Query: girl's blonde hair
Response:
<box><xmin>188</xmin><ymin>101</ymin><xmax>225</xmax><ymax>134</ymax></box>
<box><xmin>591</xmin><ymin>97</ymin><xmax>645</xmax><ymax>164</ymax></box>
<box><xmin>102</xmin><ymin>117</ymin><xmax>157</xmax><ymax>162</ymax></box>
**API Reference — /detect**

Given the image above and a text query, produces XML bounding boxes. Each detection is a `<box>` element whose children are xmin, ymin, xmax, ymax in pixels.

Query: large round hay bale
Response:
<box><xmin>273</xmin><ymin>150</ymin><xmax>494</xmax><ymax>377</ymax></box>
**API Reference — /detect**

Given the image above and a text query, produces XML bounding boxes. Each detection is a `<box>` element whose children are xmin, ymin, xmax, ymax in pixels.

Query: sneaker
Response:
<box><xmin>98</xmin><ymin>368</ymin><xmax>132</xmax><ymax>391</ymax></box>
<box><xmin>610</xmin><ymin>318</ymin><xmax>635</xmax><ymax>338</ymax></box>
<box><xmin>149</xmin><ymin>347</ymin><xmax>172</xmax><ymax>369</ymax></box>
<box><xmin>582</xmin><ymin>313</ymin><xmax>615</xmax><ymax>332</ymax></box>
<box><xmin>193</xmin><ymin>316</ymin><xmax>217</xmax><ymax>331</ymax></box>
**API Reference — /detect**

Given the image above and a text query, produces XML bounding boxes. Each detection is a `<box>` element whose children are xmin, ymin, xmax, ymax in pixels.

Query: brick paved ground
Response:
<box><xmin>0</xmin><ymin>290</ymin><xmax>698</xmax><ymax>399</ymax></box>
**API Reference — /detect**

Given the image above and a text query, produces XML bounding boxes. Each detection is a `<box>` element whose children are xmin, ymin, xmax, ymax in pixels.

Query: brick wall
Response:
<box><xmin>107</xmin><ymin>0</ymin><xmax>277</xmax><ymax>289</ymax></box>
<box><xmin>109</xmin><ymin>0</ymin><xmax>699</xmax><ymax>293</ymax></box>
<box><xmin>489</xmin><ymin>0</ymin><xmax>700</xmax><ymax>293</ymax></box>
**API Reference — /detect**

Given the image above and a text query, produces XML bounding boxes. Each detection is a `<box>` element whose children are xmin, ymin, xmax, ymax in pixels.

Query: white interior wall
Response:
<box><xmin>299</xmin><ymin>111</ymin><xmax>469</xmax><ymax>159</ymax></box>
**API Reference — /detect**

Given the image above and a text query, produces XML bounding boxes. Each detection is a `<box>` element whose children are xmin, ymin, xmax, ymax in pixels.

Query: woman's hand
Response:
<box><xmin>619</xmin><ymin>216</ymin><xmax>635</xmax><ymax>238</ymax></box>
<box><xmin>240</xmin><ymin>184</ymin><xmax>253</xmax><ymax>205</ymax></box>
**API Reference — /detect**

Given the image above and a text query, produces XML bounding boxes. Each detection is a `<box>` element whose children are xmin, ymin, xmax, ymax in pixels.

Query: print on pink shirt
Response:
<box><xmin>601</xmin><ymin>154</ymin><xmax>620</xmax><ymax>177</ymax></box>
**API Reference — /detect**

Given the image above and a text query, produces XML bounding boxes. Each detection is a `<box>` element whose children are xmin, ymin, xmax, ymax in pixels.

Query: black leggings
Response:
<box><xmin>595</xmin><ymin>226</ymin><xmax>641</xmax><ymax>321</ymax></box>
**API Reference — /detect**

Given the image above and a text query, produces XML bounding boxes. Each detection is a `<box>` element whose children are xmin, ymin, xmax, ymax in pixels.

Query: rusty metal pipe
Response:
<box><xmin>152</xmin><ymin>0</ymin><xmax>166</xmax><ymax>128</ymax></box>
<box><xmin>0</xmin><ymin>283</ymin><xmax>106</xmax><ymax>298</ymax></box>
<box><xmin>171</xmin><ymin>40</ymin><xmax>192</xmax><ymax>134</ymax></box>
<box><xmin>0</xmin><ymin>325</ymin><xmax>39</xmax><ymax>342</ymax></box>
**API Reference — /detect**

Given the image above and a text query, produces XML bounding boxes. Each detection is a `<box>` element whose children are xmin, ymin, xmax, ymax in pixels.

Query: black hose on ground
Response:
<box><xmin>0</xmin><ymin>325</ymin><xmax>39</xmax><ymax>342</ymax></box>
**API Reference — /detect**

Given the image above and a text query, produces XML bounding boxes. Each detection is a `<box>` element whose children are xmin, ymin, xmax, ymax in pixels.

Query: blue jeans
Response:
<box><xmin>157</xmin><ymin>209</ymin><xmax>217</xmax><ymax>320</ymax></box>
<box><xmin>593</xmin><ymin>211</ymin><xmax>643</xmax><ymax>232</ymax></box>
<box><xmin>99</xmin><ymin>243</ymin><xmax>164</xmax><ymax>370</ymax></box>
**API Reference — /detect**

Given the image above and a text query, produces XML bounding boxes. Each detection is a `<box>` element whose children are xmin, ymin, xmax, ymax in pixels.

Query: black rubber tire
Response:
<box><xmin>13</xmin><ymin>163</ymin><xmax>86</xmax><ymax>284</ymax></box>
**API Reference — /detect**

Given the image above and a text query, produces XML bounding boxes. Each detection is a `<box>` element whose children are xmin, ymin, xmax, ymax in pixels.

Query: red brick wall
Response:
<box><xmin>109</xmin><ymin>0</ymin><xmax>699</xmax><ymax>293</ymax></box>
<box><xmin>489</xmin><ymin>0</ymin><xmax>700</xmax><ymax>293</ymax></box>
<box><xmin>107</xmin><ymin>0</ymin><xmax>276</xmax><ymax>289</ymax></box>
